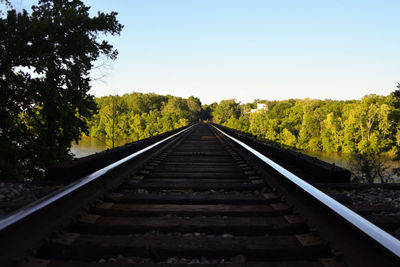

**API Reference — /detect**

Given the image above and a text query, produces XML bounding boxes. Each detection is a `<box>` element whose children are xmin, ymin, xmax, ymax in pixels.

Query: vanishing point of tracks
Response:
<box><xmin>1</xmin><ymin>123</ymin><xmax>400</xmax><ymax>266</ymax></box>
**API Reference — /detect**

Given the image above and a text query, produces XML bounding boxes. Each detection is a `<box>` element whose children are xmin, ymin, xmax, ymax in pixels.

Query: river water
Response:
<box><xmin>300</xmin><ymin>150</ymin><xmax>351</xmax><ymax>169</ymax></box>
<box><xmin>70</xmin><ymin>136</ymin><xmax>133</xmax><ymax>158</ymax></box>
<box><xmin>71</xmin><ymin>137</ymin><xmax>400</xmax><ymax>181</ymax></box>
<box><xmin>71</xmin><ymin>136</ymin><xmax>353</xmax><ymax>168</ymax></box>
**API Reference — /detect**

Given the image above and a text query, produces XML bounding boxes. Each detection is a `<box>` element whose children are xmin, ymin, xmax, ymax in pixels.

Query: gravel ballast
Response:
<box><xmin>0</xmin><ymin>181</ymin><xmax>64</xmax><ymax>217</ymax></box>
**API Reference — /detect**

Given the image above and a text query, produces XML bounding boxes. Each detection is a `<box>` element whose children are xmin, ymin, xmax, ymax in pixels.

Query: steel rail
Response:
<box><xmin>212</xmin><ymin>124</ymin><xmax>400</xmax><ymax>258</ymax></box>
<box><xmin>0</xmin><ymin>124</ymin><xmax>194</xmax><ymax>232</ymax></box>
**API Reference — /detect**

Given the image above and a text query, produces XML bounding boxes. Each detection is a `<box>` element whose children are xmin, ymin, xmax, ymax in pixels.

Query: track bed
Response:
<box><xmin>2</xmin><ymin>123</ymin><xmax>399</xmax><ymax>266</ymax></box>
<box><xmin>23</xmin><ymin>124</ymin><xmax>338</xmax><ymax>266</ymax></box>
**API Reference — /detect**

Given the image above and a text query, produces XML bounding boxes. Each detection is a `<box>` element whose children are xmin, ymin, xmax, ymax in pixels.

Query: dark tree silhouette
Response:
<box><xmin>0</xmin><ymin>0</ymin><xmax>123</xmax><ymax>180</ymax></box>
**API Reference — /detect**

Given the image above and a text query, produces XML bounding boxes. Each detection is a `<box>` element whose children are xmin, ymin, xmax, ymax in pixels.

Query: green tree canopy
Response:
<box><xmin>208</xmin><ymin>87</ymin><xmax>400</xmax><ymax>157</ymax></box>
<box><xmin>213</xmin><ymin>99</ymin><xmax>241</xmax><ymax>124</ymax></box>
<box><xmin>87</xmin><ymin>92</ymin><xmax>202</xmax><ymax>143</ymax></box>
<box><xmin>0</xmin><ymin>0</ymin><xmax>123</xmax><ymax>179</ymax></box>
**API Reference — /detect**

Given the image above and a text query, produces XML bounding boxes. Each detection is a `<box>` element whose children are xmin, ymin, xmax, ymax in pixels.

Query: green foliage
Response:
<box><xmin>199</xmin><ymin>103</ymin><xmax>217</xmax><ymax>120</ymax></box>
<box><xmin>321</xmin><ymin>113</ymin><xmax>342</xmax><ymax>152</ymax></box>
<box><xmin>209</xmin><ymin>91</ymin><xmax>400</xmax><ymax>182</ymax></box>
<box><xmin>213</xmin><ymin>99</ymin><xmax>241</xmax><ymax>124</ymax></box>
<box><xmin>280</xmin><ymin>128</ymin><xmax>297</xmax><ymax>147</ymax></box>
<box><xmin>87</xmin><ymin>93</ymin><xmax>201</xmax><ymax>142</ymax></box>
<box><xmin>349</xmin><ymin>151</ymin><xmax>391</xmax><ymax>183</ymax></box>
<box><xmin>0</xmin><ymin>0</ymin><xmax>122</xmax><ymax>180</ymax></box>
<box><xmin>209</xmin><ymin>91</ymin><xmax>399</xmax><ymax>156</ymax></box>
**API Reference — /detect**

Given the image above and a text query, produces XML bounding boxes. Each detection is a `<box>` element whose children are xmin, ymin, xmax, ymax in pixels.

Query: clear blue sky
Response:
<box><xmin>28</xmin><ymin>1</ymin><xmax>400</xmax><ymax>104</ymax></box>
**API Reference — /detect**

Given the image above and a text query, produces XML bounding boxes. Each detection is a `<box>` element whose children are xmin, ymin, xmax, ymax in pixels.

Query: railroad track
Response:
<box><xmin>1</xmin><ymin>122</ymin><xmax>400</xmax><ymax>266</ymax></box>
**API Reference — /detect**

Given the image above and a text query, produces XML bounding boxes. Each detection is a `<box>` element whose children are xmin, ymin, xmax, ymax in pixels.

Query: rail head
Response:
<box><xmin>0</xmin><ymin>124</ymin><xmax>194</xmax><ymax>233</ymax></box>
<box><xmin>211</xmin><ymin>124</ymin><xmax>400</xmax><ymax>259</ymax></box>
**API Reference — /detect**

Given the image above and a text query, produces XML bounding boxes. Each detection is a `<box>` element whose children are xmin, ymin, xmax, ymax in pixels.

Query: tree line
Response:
<box><xmin>208</xmin><ymin>94</ymin><xmax>396</xmax><ymax>154</ymax></box>
<box><xmin>87</xmin><ymin>93</ymin><xmax>201</xmax><ymax>146</ymax></box>
<box><xmin>92</xmin><ymin>87</ymin><xmax>400</xmax><ymax>160</ymax></box>
<box><xmin>204</xmin><ymin>85</ymin><xmax>400</xmax><ymax>182</ymax></box>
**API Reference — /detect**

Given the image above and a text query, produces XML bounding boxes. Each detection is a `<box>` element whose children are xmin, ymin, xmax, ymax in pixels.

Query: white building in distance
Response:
<box><xmin>250</xmin><ymin>103</ymin><xmax>267</xmax><ymax>113</ymax></box>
